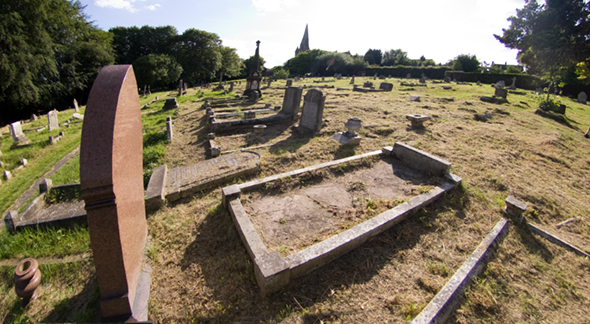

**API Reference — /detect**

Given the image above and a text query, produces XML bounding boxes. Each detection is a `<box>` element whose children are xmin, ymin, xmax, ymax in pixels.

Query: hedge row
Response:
<box><xmin>444</xmin><ymin>71</ymin><xmax>545</xmax><ymax>90</ymax></box>
<box><xmin>363</xmin><ymin>66</ymin><xmax>452</xmax><ymax>79</ymax></box>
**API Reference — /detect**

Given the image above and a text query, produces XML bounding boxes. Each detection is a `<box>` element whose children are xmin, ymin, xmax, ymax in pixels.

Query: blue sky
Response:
<box><xmin>80</xmin><ymin>0</ymin><xmax>524</xmax><ymax>68</ymax></box>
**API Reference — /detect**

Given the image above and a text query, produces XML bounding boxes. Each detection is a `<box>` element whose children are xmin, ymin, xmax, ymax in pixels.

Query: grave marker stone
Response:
<box><xmin>10</xmin><ymin>122</ymin><xmax>30</xmax><ymax>146</ymax></box>
<box><xmin>407</xmin><ymin>73</ymin><xmax>411</xmax><ymax>79</ymax></box>
<box><xmin>166</xmin><ymin>116</ymin><xmax>173</xmax><ymax>141</ymax></box>
<box><xmin>286</xmin><ymin>79</ymin><xmax>293</xmax><ymax>87</ymax></box>
<box><xmin>47</xmin><ymin>110</ymin><xmax>59</xmax><ymax>131</ymax></box>
<box><xmin>163</xmin><ymin>98</ymin><xmax>179</xmax><ymax>110</ymax></box>
<box><xmin>379</xmin><ymin>82</ymin><xmax>393</xmax><ymax>91</ymax></box>
<box><xmin>297</xmin><ymin>89</ymin><xmax>325</xmax><ymax>134</ymax></box>
<box><xmin>73</xmin><ymin>99</ymin><xmax>79</xmax><ymax>112</ymax></box>
<box><xmin>178</xmin><ymin>79</ymin><xmax>183</xmax><ymax>97</ymax></box>
<box><xmin>80</xmin><ymin>65</ymin><xmax>150</xmax><ymax>321</ymax></box>
<box><xmin>578</xmin><ymin>92</ymin><xmax>587</xmax><ymax>104</ymax></box>
<box><xmin>281</xmin><ymin>87</ymin><xmax>303</xmax><ymax>116</ymax></box>
<box><xmin>350</xmin><ymin>76</ymin><xmax>355</xmax><ymax>84</ymax></box>
<box><xmin>494</xmin><ymin>88</ymin><xmax>508</xmax><ymax>99</ymax></box>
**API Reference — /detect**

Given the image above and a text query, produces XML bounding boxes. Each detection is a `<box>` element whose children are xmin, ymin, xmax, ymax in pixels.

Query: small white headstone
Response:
<box><xmin>73</xmin><ymin>98</ymin><xmax>79</xmax><ymax>112</ymax></box>
<box><xmin>47</xmin><ymin>110</ymin><xmax>59</xmax><ymax>131</ymax></box>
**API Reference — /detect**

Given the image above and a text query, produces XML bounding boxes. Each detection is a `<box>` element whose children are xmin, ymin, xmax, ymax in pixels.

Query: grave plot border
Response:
<box><xmin>222</xmin><ymin>143</ymin><xmax>462</xmax><ymax>294</ymax></box>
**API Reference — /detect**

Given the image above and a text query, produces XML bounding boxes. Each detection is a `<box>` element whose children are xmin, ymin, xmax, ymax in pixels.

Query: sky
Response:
<box><xmin>81</xmin><ymin>0</ymin><xmax>525</xmax><ymax>68</ymax></box>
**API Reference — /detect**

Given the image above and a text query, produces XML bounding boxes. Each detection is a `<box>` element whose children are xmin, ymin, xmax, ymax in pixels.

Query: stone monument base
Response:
<box><xmin>329</xmin><ymin>132</ymin><xmax>361</xmax><ymax>146</ymax></box>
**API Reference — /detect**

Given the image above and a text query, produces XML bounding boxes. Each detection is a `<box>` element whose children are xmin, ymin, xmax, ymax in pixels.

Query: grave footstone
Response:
<box><xmin>296</xmin><ymin>89</ymin><xmax>325</xmax><ymax>134</ymax></box>
<box><xmin>47</xmin><ymin>110</ymin><xmax>59</xmax><ymax>131</ymax></box>
<box><xmin>281</xmin><ymin>87</ymin><xmax>303</xmax><ymax>116</ymax></box>
<box><xmin>578</xmin><ymin>92</ymin><xmax>587</xmax><ymax>104</ymax></box>
<box><xmin>80</xmin><ymin>65</ymin><xmax>150</xmax><ymax>321</ymax></box>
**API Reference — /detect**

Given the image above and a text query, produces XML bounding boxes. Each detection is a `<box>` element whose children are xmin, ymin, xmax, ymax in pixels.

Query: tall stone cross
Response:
<box><xmin>80</xmin><ymin>65</ymin><xmax>150</xmax><ymax>322</ymax></box>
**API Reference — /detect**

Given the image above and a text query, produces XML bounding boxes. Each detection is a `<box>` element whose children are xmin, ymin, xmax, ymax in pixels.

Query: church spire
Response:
<box><xmin>295</xmin><ymin>24</ymin><xmax>309</xmax><ymax>56</ymax></box>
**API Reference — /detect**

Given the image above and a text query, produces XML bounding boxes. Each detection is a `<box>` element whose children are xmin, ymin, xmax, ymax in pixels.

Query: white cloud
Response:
<box><xmin>146</xmin><ymin>3</ymin><xmax>161</xmax><ymax>10</ymax></box>
<box><xmin>251</xmin><ymin>0</ymin><xmax>299</xmax><ymax>13</ymax></box>
<box><xmin>94</xmin><ymin>0</ymin><xmax>146</xmax><ymax>13</ymax></box>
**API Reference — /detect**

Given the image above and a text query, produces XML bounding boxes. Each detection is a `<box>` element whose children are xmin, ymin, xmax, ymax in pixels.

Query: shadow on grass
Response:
<box><xmin>178</xmin><ymin>184</ymin><xmax>469</xmax><ymax>323</ymax></box>
<box><xmin>534</xmin><ymin>109</ymin><xmax>580</xmax><ymax>131</ymax></box>
<box><xmin>513</xmin><ymin>223</ymin><xmax>554</xmax><ymax>263</ymax></box>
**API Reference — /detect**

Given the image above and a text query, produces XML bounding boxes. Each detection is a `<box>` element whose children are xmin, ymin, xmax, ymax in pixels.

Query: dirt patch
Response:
<box><xmin>242</xmin><ymin>157</ymin><xmax>436</xmax><ymax>256</ymax></box>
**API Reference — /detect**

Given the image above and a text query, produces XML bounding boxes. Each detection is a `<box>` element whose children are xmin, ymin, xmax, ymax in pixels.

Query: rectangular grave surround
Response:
<box><xmin>223</xmin><ymin>144</ymin><xmax>462</xmax><ymax>294</ymax></box>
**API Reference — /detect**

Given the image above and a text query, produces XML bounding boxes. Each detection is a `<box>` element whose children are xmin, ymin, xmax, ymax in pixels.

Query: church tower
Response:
<box><xmin>295</xmin><ymin>24</ymin><xmax>309</xmax><ymax>56</ymax></box>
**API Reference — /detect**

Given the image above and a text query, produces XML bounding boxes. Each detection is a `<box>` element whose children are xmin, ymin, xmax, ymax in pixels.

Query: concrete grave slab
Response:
<box><xmin>165</xmin><ymin>151</ymin><xmax>261</xmax><ymax>202</ymax></box>
<box><xmin>223</xmin><ymin>144</ymin><xmax>461</xmax><ymax>294</ymax></box>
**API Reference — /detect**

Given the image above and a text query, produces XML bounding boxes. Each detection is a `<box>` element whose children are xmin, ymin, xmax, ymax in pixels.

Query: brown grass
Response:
<box><xmin>147</xmin><ymin>79</ymin><xmax>590</xmax><ymax>323</ymax></box>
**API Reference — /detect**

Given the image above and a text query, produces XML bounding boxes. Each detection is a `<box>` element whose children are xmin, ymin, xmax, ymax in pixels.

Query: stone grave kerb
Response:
<box><xmin>80</xmin><ymin>65</ymin><xmax>148</xmax><ymax>320</ymax></box>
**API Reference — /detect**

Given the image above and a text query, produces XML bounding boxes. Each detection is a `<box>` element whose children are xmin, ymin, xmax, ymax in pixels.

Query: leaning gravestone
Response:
<box><xmin>297</xmin><ymin>89</ymin><xmax>325</xmax><ymax>134</ymax></box>
<box><xmin>578</xmin><ymin>92</ymin><xmax>587</xmax><ymax>104</ymax></box>
<box><xmin>281</xmin><ymin>87</ymin><xmax>303</xmax><ymax>116</ymax></box>
<box><xmin>80</xmin><ymin>65</ymin><xmax>150</xmax><ymax>321</ymax></box>
<box><xmin>47</xmin><ymin>110</ymin><xmax>59</xmax><ymax>131</ymax></box>
<box><xmin>10</xmin><ymin>122</ymin><xmax>30</xmax><ymax>146</ymax></box>
<box><xmin>73</xmin><ymin>99</ymin><xmax>79</xmax><ymax>112</ymax></box>
<box><xmin>379</xmin><ymin>82</ymin><xmax>393</xmax><ymax>91</ymax></box>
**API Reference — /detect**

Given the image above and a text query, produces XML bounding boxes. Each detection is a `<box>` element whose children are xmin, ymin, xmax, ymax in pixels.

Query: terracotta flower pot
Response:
<box><xmin>14</xmin><ymin>258</ymin><xmax>41</xmax><ymax>303</ymax></box>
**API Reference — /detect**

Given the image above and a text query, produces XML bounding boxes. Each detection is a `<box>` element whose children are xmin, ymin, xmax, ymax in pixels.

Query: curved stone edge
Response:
<box><xmin>409</xmin><ymin>218</ymin><xmax>509</xmax><ymax>324</ymax></box>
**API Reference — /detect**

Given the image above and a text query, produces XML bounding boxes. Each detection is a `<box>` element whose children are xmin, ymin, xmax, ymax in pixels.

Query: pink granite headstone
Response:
<box><xmin>80</xmin><ymin>65</ymin><xmax>147</xmax><ymax>320</ymax></box>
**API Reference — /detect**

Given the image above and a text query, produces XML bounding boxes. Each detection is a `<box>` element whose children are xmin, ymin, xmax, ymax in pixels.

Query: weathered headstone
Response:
<box><xmin>297</xmin><ymin>89</ymin><xmax>325</xmax><ymax>134</ymax></box>
<box><xmin>578</xmin><ymin>92</ymin><xmax>587</xmax><ymax>104</ymax></box>
<box><xmin>229</xmin><ymin>82</ymin><xmax>234</xmax><ymax>92</ymax></box>
<box><xmin>80</xmin><ymin>65</ymin><xmax>150</xmax><ymax>321</ymax></box>
<box><xmin>350</xmin><ymin>76</ymin><xmax>355</xmax><ymax>84</ymax></box>
<box><xmin>249</xmin><ymin>91</ymin><xmax>259</xmax><ymax>102</ymax></box>
<box><xmin>363</xmin><ymin>81</ymin><xmax>373</xmax><ymax>88</ymax></box>
<box><xmin>30</xmin><ymin>114</ymin><xmax>37</xmax><ymax>121</ymax></box>
<box><xmin>47</xmin><ymin>110</ymin><xmax>59</xmax><ymax>131</ymax></box>
<box><xmin>178</xmin><ymin>79</ymin><xmax>183</xmax><ymax>97</ymax></box>
<box><xmin>281</xmin><ymin>87</ymin><xmax>303</xmax><ymax>116</ymax></box>
<box><xmin>166</xmin><ymin>116</ymin><xmax>173</xmax><ymax>141</ymax></box>
<box><xmin>286</xmin><ymin>79</ymin><xmax>293</xmax><ymax>87</ymax></box>
<box><xmin>163</xmin><ymin>98</ymin><xmax>179</xmax><ymax>110</ymax></box>
<box><xmin>10</xmin><ymin>122</ymin><xmax>30</xmax><ymax>146</ymax></box>
<box><xmin>379</xmin><ymin>83</ymin><xmax>393</xmax><ymax>91</ymax></box>
<box><xmin>444</xmin><ymin>77</ymin><xmax>451</xmax><ymax>83</ymax></box>
<box><xmin>494</xmin><ymin>88</ymin><xmax>508</xmax><ymax>99</ymax></box>
<box><xmin>495</xmin><ymin>80</ymin><xmax>506</xmax><ymax>88</ymax></box>
<box><xmin>73</xmin><ymin>99</ymin><xmax>80</xmax><ymax>112</ymax></box>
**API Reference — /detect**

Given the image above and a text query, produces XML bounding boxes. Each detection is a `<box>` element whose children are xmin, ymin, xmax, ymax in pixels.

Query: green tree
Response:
<box><xmin>495</xmin><ymin>0</ymin><xmax>590</xmax><ymax>95</ymax></box>
<box><xmin>217</xmin><ymin>46</ymin><xmax>243</xmax><ymax>81</ymax></box>
<box><xmin>0</xmin><ymin>0</ymin><xmax>114</xmax><ymax>117</ymax></box>
<box><xmin>133</xmin><ymin>54</ymin><xmax>183</xmax><ymax>89</ymax></box>
<box><xmin>382</xmin><ymin>49</ymin><xmax>411</xmax><ymax>66</ymax></box>
<box><xmin>364</xmin><ymin>49</ymin><xmax>382</xmax><ymax>65</ymax></box>
<box><xmin>241</xmin><ymin>55</ymin><xmax>266</xmax><ymax>78</ymax></box>
<box><xmin>110</xmin><ymin>25</ymin><xmax>178</xmax><ymax>64</ymax></box>
<box><xmin>175</xmin><ymin>29</ymin><xmax>222</xmax><ymax>83</ymax></box>
<box><xmin>452</xmin><ymin>54</ymin><xmax>480</xmax><ymax>72</ymax></box>
<box><xmin>271</xmin><ymin>66</ymin><xmax>289</xmax><ymax>79</ymax></box>
<box><xmin>285</xmin><ymin>49</ymin><xmax>327</xmax><ymax>75</ymax></box>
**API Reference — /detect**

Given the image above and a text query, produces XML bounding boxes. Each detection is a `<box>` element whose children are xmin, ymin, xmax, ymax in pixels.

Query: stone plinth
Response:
<box><xmin>406</xmin><ymin>114</ymin><xmax>431</xmax><ymax>128</ymax></box>
<box><xmin>80</xmin><ymin>65</ymin><xmax>149</xmax><ymax>321</ymax></box>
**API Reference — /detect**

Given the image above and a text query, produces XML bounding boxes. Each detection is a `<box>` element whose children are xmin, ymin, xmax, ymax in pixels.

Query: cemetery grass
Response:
<box><xmin>0</xmin><ymin>108</ymin><xmax>84</xmax><ymax>217</ymax></box>
<box><xmin>146</xmin><ymin>80</ymin><xmax>590</xmax><ymax>323</ymax></box>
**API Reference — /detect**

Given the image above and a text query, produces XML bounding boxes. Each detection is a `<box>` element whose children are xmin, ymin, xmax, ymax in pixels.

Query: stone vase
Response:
<box><xmin>14</xmin><ymin>258</ymin><xmax>41</xmax><ymax>303</ymax></box>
